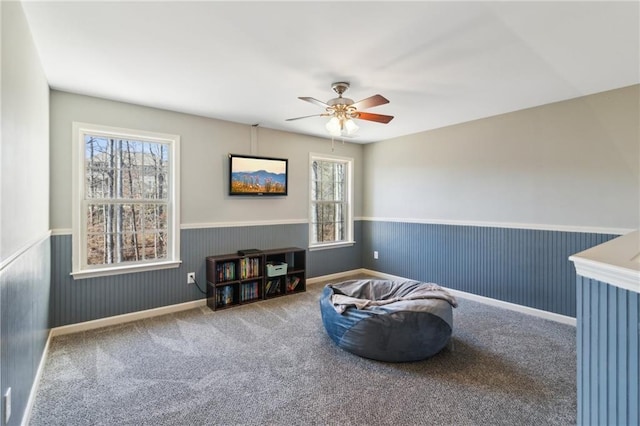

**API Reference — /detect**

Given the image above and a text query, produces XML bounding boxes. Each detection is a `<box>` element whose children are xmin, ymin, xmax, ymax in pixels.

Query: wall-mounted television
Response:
<box><xmin>228</xmin><ymin>154</ymin><xmax>288</xmax><ymax>196</ymax></box>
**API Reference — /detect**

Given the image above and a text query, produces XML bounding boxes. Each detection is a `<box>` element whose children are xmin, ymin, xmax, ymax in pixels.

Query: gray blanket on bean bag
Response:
<box><xmin>330</xmin><ymin>279</ymin><xmax>458</xmax><ymax>314</ymax></box>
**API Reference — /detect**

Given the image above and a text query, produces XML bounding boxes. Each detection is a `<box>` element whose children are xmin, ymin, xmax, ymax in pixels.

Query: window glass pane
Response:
<box><xmin>87</xmin><ymin>234</ymin><xmax>106</xmax><ymax>265</ymax></box>
<box><xmin>336</xmin><ymin>203</ymin><xmax>344</xmax><ymax>222</ymax></box>
<box><xmin>309</xmin><ymin>156</ymin><xmax>351</xmax><ymax>246</ymax></box>
<box><xmin>322</xmin><ymin>203</ymin><xmax>335</xmax><ymax>224</ymax></box>
<box><xmin>157</xmin><ymin>205</ymin><xmax>168</xmax><ymax>230</ymax></box>
<box><xmin>121</xmin><ymin>232</ymin><xmax>139</xmax><ymax>262</ymax></box>
<box><xmin>335</xmin><ymin>220</ymin><xmax>344</xmax><ymax>240</ymax></box>
<box><xmin>311</xmin><ymin>202</ymin><xmax>320</xmax><ymax>225</ymax></box>
<box><xmin>321</xmin><ymin>182</ymin><xmax>334</xmax><ymax>201</ymax></box>
<box><xmin>84</xmin><ymin>202</ymin><xmax>169</xmax><ymax>266</ymax></box>
<box><xmin>336</xmin><ymin>163</ymin><xmax>345</xmax><ymax>180</ymax></box>
<box><xmin>84</xmin><ymin>134</ymin><xmax>169</xmax><ymax>201</ymax></box>
<box><xmin>143</xmin><ymin>204</ymin><xmax>167</xmax><ymax>231</ymax></box>
<box><xmin>323</xmin><ymin>161</ymin><xmax>335</xmax><ymax>181</ymax></box>
<box><xmin>338</xmin><ymin>182</ymin><xmax>345</xmax><ymax>201</ymax></box>
<box><xmin>87</xmin><ymin>204</ymin><xmax>105</xmax><ymax>233</ymax></box>
<box><xmin>87</xmin><ymin>232</ymin><xmax>117</xmax><ymax>265</ymax></box>
<box><xmin>157</xmin><ymin>171</ymin><xmax>169</xmax><ymax>200</ymax></box>
<box><xmin>322</xmin><ymin>222</ymin><xmax>334</xmax><ymax>242</ymax></box>
<box><xmin>142</xmin><ymin>232</ymin><xmax>166</xmax><ymax>260</ymax></box>
<box><xmin>156</xmin><ymin>232</ymin><xmax>168</xmax><ymax>259</ymax></box>
<box><xmin>85</xmin><ymin>153</ymin><xmax>115</xmax><ymax>199</ymax></box>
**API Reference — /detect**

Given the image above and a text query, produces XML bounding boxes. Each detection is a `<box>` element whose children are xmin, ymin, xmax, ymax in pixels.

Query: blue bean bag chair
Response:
<box><xmin>320</xmin><ymin>279</ymin><xmax>457</xmax><ymax>362</ymax></box>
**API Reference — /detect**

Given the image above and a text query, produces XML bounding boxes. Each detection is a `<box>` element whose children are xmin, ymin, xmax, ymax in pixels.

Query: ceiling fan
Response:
<box><xmin>286</xmin><ymin>82</ymin><xmax>394</xmax><ymax>137</ymax></box>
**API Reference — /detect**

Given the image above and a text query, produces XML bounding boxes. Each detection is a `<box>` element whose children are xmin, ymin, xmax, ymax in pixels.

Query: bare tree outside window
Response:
<box><xmin>310</xmin><ymin>157</ymin><xmax>351</xmax><ymax>245</ymax></box>
<box><xmin>84</xmin><ymin>135</ymin><xmax>169</xmax><ymax>266</ymax></box>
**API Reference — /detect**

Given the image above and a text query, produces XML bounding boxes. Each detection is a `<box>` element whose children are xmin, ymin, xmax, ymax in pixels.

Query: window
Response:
<box><xmin>72</xmin><ymin>123</ymin><xmax>181</xmax><ymax>279</ymax></box>
<box><xmin>309</xmin><ymin>154</ymin><xmax>354</xmax><ymax>249</ymax></box>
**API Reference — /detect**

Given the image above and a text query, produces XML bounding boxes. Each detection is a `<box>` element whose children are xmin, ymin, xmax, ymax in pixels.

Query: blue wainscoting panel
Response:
<box><xmin>51</xmin><ymin>223</ymin><xmax>362</xmax><ymax>327</ymax></box>
<box><xmin>362</xmin><ymin>221</ymin><xmax>616</xmax><ymax>316</ymax></box>
<box><xmin>577</xmin><ymin>276</ymin><xmax>639</xmax><ymax>426</ymax></box>
<box><xmin>0</xmin><ymin>235</ymin><xmax>51</xmax><ymax>426</ymax></box>
<box><xmin>52</xmin><ymin>224</ymin><xmax>305</xmax><ymax>327</ymax></box>
<box><xmin>307</xmin><ymin>221</ymin><xmax>362</xmax><ymax>278</ymax></box>
<box><xmin>51</xmin><ymin>220</ymin><xmax>608</xmax><ymax>326</ymax></box>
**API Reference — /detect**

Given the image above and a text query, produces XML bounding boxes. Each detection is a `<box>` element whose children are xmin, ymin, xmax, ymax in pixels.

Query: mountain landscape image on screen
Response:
<box><xmin>231</xmin><ymin>169</ymin><xmax>286</xmax><ymax>194</ymax></box>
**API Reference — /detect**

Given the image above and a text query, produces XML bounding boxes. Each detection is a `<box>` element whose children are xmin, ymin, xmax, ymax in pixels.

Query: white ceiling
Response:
<box><xmin>21</xmin><ymin>1</ymin><xmax>640</xmax><ymax>143</ymax></box>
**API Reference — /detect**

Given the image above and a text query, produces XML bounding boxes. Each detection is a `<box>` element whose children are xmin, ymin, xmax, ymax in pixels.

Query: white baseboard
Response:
<box><xmin>306</xmin><ymin>268</ymin><xmax>373</xmax><ymax>285</ymax></box>
<box><xmin>50</xmin><ymin>269</ymin><xmax>575</xmax><ymax>336</ymax></box>
<box><xmin>328</xmin><ymin>269</ymin><xmax>577</xmax><ymax>326</ymax></box>
<box><xmin>50</xmin><ymin>299</ymin><xmax>207</xmax><ymax>337</ymax></box>
<box><xmin>442</xmin><ymin>288</ymin><xmax>576</xmax><ymax>326</ymax></box>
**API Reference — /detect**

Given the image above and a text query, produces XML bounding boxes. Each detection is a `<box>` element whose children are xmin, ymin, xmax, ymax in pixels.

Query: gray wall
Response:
<box><xmin>0</xmin><ymin>2</ymin><xmax>51</xmax><ymax>425</ymax></box>
<box><xmin>1</xmin><ymin>2</ymin><xmax>49</xmax><ymax>259</ymax></box>
<box><xmin>363</xmin><ymin>85</ymin><xmax>639</xmax><ymax>231</ymax></box>
<box><xmin>50</xmin><ymin>90</ymin><xmax>364</xmax><ymax>230</ymax></box>
<box><xmin>48</xmin><ymin>91</ymin><xmax>365</xmax><ymax>326</ymax></box>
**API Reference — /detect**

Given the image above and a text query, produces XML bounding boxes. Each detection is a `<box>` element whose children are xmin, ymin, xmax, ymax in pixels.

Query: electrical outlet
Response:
<box><xmin>187</xmin><ymin>272</ymin><xmax>196</xmax><ymax>284</ymax></box>
<box><xmin>373</xmin><ymin>251</ymin><xmax>379</xmax><ymax>259</ymax></box>
<box><xmin>4</xmin><ymin>387</ymin><xmax>11</xmax><ymax>424</ymax></box>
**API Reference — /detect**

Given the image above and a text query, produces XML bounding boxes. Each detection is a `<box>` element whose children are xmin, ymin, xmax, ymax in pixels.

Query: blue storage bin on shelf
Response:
<box><xmin>266</xmin><ymin>262</ymin><xmax>287</xmax><ymax>277</ymax></box>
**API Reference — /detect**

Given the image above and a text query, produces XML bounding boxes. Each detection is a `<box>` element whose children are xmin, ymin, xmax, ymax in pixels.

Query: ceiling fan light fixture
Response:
<box><xmin>344</xmin><ymin>118</ymin><xmax>359</xmax><ymax>135</ymax></box>
<box><xmin>325</xmin><ymin>116</ymin><xmax>342</xmax><ymax>136</ymax></box>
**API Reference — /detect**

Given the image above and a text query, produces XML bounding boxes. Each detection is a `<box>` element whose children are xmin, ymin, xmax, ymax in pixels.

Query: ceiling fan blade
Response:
<box><xmin>299</xmin><ymin>97</ymin><xmax>330</xmax><ymax>108</ymax></box>
<box><xmin>355</xmin><ymin>112</ymin><xmax>394</xmax><ymax>124</ymax></box>
<box><xmin>351</xmin><ymin>94</ymin><xmax>389</xmax><ymax>110</ymax></box>
<box><xmin>285</xmin><ymin>113</ymin><xmax>329</xmax><ymax>121</ymax></box>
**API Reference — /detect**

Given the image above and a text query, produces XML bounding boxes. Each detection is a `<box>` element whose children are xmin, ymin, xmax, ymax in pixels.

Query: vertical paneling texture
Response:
<box><xmin>577</xmin><ymin>276</ymin><xmax>639</xmax><ymax>426</ymax></box>
<box><xmin>307</xmin><ymin>221</ymin><xmax>362</xmax><ymax>277</ymax></box>
<box><xmin>0</xmin><ymin>236</ymin><xmax>50</xmax><ymax>426</ymax></box>
<box><xmin>361</xmin><ymin>221</ymin><xmax>617</xmax><ymax>316</ymax></box>
<box><xmin>51</xmin><ymin>223</ymin><xmax>362</xmax><ymax>327</ymax></box>
<box><xmin>52</xmin><ymin>221</ymin><xmax>616</xmax><ymax>325</ymax></box>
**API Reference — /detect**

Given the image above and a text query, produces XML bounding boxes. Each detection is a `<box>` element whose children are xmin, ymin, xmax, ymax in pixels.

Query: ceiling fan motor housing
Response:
<box><xmin>331</xmin><ymin>82</ymin><xmax>350</xmax><ymax>95</ymax></box>
<box><xmin>329</xmin><ymin>82</ymin><xmax>354</xmax><ymax>106</ymax></box>
<box><xmin>328</xmin><ymin>97</ymin><xmax>354</xmax><ymax>106</ymax></box>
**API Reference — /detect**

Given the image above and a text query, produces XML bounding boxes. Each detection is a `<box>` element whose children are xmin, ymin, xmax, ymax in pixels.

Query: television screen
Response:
<box><xmin>229</xmin><ymin>154</ymin><xmax>288</xmax><ymax>196</ymax></box>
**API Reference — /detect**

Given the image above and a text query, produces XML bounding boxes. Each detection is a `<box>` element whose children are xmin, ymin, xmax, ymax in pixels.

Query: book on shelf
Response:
<box><xmin>216</xmin><ymin>285</ymin><xmax>234</xmax><ymax>307</ymax></box>
<box><xmin>241</xmin><ymin>281</ymin><xmax>259</xmax><ymax>301</ymax></box>
<box><xmin>239</xmin><ymin>257</ymin><xmax>260</xmax><ymax>279</ymax></box>
<box><xmin>265</xmin><ymin>279</ymin><xmax>280</xmax><ymax>295</ymax></box>
<box><xmin>216</xmin><ymin>261</ymin><xmax>236</xmax><ymax>282</ymax></box>
<box><xmin>287</xmin><ymin>276</ymin><xmax>301</xmax><ymax>291</ymax></box>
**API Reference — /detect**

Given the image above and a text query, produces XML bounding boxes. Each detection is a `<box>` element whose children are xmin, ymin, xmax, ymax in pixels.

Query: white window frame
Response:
<box><xmin>71</xmin><ymin>122</ymin><xmax>181</xmax><ymax>279</ymax></box>
<box><xmin>308</xmin><ymin>153</ymin><xmax>354</xmax><ymax>250</ymax></box>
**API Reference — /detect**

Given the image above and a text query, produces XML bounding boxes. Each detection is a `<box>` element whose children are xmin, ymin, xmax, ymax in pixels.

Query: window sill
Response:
<box><xmin>71</xmin><ymin>260</ymin><xmax>182</xmax><ymax>280</ymax></box>
<box><xmin>309</xmin><ymin>241</ymin><xmax>356</xmax><ymax>251</ymax></box>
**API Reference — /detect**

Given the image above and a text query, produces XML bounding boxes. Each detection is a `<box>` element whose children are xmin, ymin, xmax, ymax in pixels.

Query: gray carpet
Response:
<box><xmin>29</xmin><ymin>278</ymin><xmax>576</xmax><ymax>425</ymax></box>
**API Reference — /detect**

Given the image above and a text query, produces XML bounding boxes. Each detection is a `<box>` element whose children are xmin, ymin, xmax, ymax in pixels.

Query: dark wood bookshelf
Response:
<box><xmin>206</xmin><ymin>247</ymin><xmax>306</xmax><ymax>311</ymax></box>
